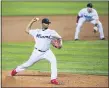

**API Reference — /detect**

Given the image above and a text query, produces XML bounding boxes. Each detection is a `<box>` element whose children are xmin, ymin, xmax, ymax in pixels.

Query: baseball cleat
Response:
<box><xmin>51</xmin><ymin>79</ymin><xmax>59</xmax><ymax>85</ymax></box>
<box><xmin>100</xmin><ymin>38</ymin><xmax>105</xmax><ymax>40</ymax></box>
<box><xmin>11</xmin><ymin>69</ymin><xmax>17</xmax><ymax>76</ymax></box>
<box><xmin>75</xmin><ymin>39</ymin><xmax>79</xmax><ymax>41</ymax></box>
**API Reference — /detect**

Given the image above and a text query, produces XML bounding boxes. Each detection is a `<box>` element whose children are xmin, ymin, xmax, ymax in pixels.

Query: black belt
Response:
<box><xmin>35</xmin><ymin>48</ymin><xmax>46</xmax><ymax>52</ymax></box>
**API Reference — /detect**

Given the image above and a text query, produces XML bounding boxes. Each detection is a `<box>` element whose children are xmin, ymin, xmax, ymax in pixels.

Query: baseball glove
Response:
<box><xmin>51</xmin><ymin>37</ymin><xmax>62</xmax><ymax>49</ymax></box>
<box><xmin>93</xmin><ymin>26</ymin><xmax>98</xmax><ymax>33</ymax></box>
<box><xmin>93</xmin><ymin>23</ymin><xmax>98</xmax><ymax>33</ymax></box>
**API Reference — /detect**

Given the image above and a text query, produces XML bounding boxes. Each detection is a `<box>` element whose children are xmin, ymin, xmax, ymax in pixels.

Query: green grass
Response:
<box><xmin>2</xmin><ymin>40</ymin><xmax>108</xmax><ymax>76</ymax></box>
<box><xmin>2</xmin><ymin>1</ymin><xmax>108</xmax><ymax>16</ymax></box>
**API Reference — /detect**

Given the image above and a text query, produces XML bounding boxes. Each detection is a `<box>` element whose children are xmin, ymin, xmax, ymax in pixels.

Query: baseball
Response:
<box><xmin>36</xmin><ymin>18</ymin><xmax>39</xmax><ymax>21</ymax></box>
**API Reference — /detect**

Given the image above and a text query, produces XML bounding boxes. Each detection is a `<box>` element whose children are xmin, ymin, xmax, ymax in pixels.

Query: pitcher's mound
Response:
<box><xmin>2</xmin><ymin>70</ymin><xmax>108</xmax><ymax>87</ymax></box>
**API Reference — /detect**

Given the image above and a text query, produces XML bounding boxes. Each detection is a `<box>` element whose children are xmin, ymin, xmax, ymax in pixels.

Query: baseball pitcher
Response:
<box><xmin>10</xmin><ymin>17</ymin><xmax>62</xmax><ymax>85</ymax></box>
<box><xmin>74</xmin><ymin>3</ymin><xmax>105</xmax><ymax>40</ymax></box>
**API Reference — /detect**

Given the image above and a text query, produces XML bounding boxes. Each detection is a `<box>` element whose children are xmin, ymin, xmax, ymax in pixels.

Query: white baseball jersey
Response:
<box><xmin>29</xmin><ymin>29</ymin><xmax>62</xmax><ymax>51</ymax></box>
<box><xmin>78</xmin><ymin>8</ymin><xmax>99</xmax><ymax>21</ymax></box>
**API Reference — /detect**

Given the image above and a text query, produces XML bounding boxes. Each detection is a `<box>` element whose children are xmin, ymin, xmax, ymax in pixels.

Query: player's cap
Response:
<box><xmin>87</xmin><ymin>3</ymin><xmax>93</xmax><ymax>8</ymax></box>
<box><xmin>42</xmin><ymin>18</ymin><xmax>51</xmax><ymax>24</ymax></box>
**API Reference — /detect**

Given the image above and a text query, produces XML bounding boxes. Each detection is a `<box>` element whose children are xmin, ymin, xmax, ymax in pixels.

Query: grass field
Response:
<box><xmin>2</xmin><ymin>1</ymin><xmax>108</xmax><ymax>16</ymax></box>
<box><xmin>1</xmin><ymin>0</ymin><xmax>108</xmax><ymax>77</ymax></box>
<box><xmin>2</xmin><ymin>40</ymin><xmax>108</xmax><ymax>76</ymax></box>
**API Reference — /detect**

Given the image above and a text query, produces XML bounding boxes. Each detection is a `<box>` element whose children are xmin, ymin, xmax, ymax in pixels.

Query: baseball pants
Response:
<box><xmin>15</xmin><ymin>49</ymin><xmax>57</xmax><ymax>80</ymax></box>
<box><xmin>74</xmin><ymin>17</ymin><xmax>105</xmax><ymax>39</ymax></box>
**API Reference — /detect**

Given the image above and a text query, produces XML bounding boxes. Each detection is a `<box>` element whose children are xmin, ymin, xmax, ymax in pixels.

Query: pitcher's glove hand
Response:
<box><xmin>51</xmin><ymin>38</ymin><xmax>62</xmax><ymax>49</ymax></box>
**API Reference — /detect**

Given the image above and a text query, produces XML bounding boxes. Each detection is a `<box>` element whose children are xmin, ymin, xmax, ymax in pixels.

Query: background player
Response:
<box><xmin>10</xmin><ymin>17</ymin><xmax>62</xmax><ymax>85</ymax></box>
<box><xmin>74</xmin><ymin>3</ymin><xmax>105</xmax><ymax>40</ymax></box>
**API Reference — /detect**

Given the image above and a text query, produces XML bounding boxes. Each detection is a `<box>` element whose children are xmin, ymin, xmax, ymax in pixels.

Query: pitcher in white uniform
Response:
<box><xmin>74</xmin><ymin>3</ymin><xmax>105</xmax><ymax>40</ymax></box>
<box><xmin>10</xmin><ymin>17</ymin><xmax>62</xmax><ymax>85</ymax></box>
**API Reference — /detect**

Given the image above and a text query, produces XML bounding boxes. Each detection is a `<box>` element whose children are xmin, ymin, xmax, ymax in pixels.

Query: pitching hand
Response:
<box><xmin>31</xmin><ymin>17</ymin><xmax>39</xmax><ymax>22</ymax></box>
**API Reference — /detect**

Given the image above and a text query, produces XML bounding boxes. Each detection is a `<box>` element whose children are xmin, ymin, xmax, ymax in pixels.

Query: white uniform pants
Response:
<box><xmin>74</xmin><ymin>17</ymin><xmax>104</xmax><ymax>39</ymax></box>
<box><xmin>15</xmin><ymin>49</ymin><xmax>57</xmax><ymax>80</ymax></box>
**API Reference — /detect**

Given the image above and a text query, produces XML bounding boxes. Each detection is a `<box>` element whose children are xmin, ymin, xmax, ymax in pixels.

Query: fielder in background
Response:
<box><xmin>74</xmin><ymin>3</ymin><xmax>105</xmax><ymax>40</ymax></box>
<box><xmin>10</xmin><ymin>17</ymin><xmax>62</xmax><ymax>85</ymax></box>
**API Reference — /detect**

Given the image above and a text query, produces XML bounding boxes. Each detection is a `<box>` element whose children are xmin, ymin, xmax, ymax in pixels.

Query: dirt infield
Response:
<box><xmin>2</xmin><ymin>15</ymin><xmax>108</xmax><ymax>42</ymax></box>
<box><xmin>2</xmin><ymin>70</ymin><xmax>108</xmax><ymax>87</ymax></box>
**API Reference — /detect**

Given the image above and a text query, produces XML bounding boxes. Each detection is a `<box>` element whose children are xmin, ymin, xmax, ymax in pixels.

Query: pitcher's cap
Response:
<box><xmin>42</xmin><ymin>18</ymin><xmax>51</xmax><ymax>24</ymax></box>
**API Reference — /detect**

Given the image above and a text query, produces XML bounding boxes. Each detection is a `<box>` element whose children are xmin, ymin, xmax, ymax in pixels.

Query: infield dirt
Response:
<box><xmin>2</xmin><ymin>70</ymin><xmax>108</xmax><ymax>87</ymax></box>
<box><xmin>2</xmin><ymin>15</ymin><xmax>108</xmax><ymax>42</ymax></box>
